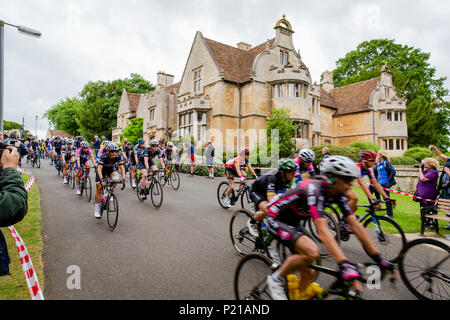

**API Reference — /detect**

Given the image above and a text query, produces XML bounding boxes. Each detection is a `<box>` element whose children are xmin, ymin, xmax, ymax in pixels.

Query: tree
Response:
<box><xmin>266</xmin><ymin>107</ymin><xmax>297</xmax><ymax>158</ymax></box>
<box><xmin>331</xmin><ymin>39</ymin><xmax>449</xmax><ymax>149</ymax></box>
<box><xmin>122</xmin><ymin>118</ymin><xmax>143</xmax><ymax>145</ymax></box>
<box><xmin>3</xmin><ymin>120</ymin><xmax>31</xmax><ymax>138</ymax></box>
<box><xmin>44</xmin><ymin>97</ymin><xmax>81</xmax><ymax>136</ymax></box>
<box><xmin>44</xmin><ymin>73</ymin><xmax>155</xmax><ymax>142</ymax></box>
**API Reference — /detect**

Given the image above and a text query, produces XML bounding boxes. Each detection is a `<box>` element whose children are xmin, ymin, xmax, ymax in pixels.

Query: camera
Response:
<box><xmin>413</xmin><ymin>163</ymin><xmax>424</xmax><ymax>169</ymax></box>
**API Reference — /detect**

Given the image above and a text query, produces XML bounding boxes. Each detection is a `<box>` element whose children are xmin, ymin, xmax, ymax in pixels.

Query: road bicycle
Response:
<box><xmin>136</xmin><ymin>169</ymin><xmax>164</xmax><ymax>209</ymax></box>
<box><xmin>54</xmin><ymin>156</ymin><xmax>62</xmax><ymax>176</ymax></box>
<box><xmin>77</xmin><ymin>166</ymin><xmax>92</xmax><ymax>202</ymax></box>
<box><xmin>30</xmin><ymin>151</ymin><xmax>41</xmax><ymax>168</ymax></box>
<box><xmin>234</xmin><ymin>249</ymin><xmax>396</xmax><ymax>300</ymax></box>
<box><xmin>230</xmin><ymin>208</ymin><xmax>340</xmax><ymax>260</ymax></box>
<box><xmin>158</xmin><ymin>163</ymin><xmax>180</xmax><ymax>191</ymax></box>
<box><xmin>398</xmin><ymin>238</ymin><xmax>449</xmax><ymax>300</ymax></box>
<box><xmin>217</xmin><ymin>179</ymin><xmax>253</xmax><ymax>211</ymax></box>
<box><xmin>64</xmin><ymin>161</ymin><xmax>74</xmax><ymax>187</ymax></box>
<box><xmin>326</xmin><ymin>199</ymin><xmax>406</xmax><ymax>262</ymax></box>
<box><xmin>99</xmin><ymin>177</ymin><xmax>125</xmax><ymax>231</ymax></box>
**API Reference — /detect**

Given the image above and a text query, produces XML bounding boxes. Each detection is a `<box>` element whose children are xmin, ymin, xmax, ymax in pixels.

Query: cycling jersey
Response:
<box><xmin>30</xmin><ymin>142</ymin><xmax>40</xmax><ymax>151</ymax></box>
<box><xmin>97</xmin><ymin>152</ymin><xmax>124</xmax><ymax>168</ymax></box>
<box><xmin>53</xmin><ymin>141</ymin><xmax>62</xmax><ymax>155</ymax></box>
<box><xmin>76</xmin><ymin>147</ymin><xmax>93</xmax><ymax>168</ymax></box>
<box><xmin>267</xmin><ymin>177</ymin><xmax>353</xmax><ymax>225</ymax></box>
<box><xmin>356</xmin><ymin>163</ymin><xmax>375</xmax><ymax>179</ymax></box>
<box><xmin>162</xmin><ymin>148</ymin><xmax>176</xmax><ymax>162</ymax></box>
<box><xmin>249</xmin><ymin>170</ymin><xmax>295</xmax><ymax>207</ymax></box>
<box><xmin>133</xmin><ymin>145</ymin><xmax>147</xmax><ymax>163</ymax></box>
<box><xmin>73</xmin><ymin>140</ymin><xmax>81</xmax><ymax>149</ymax></box>
<box><xmin>62</xmin><ymin>145</ymin><xmax>75</xmax><ymax>161</ymax></box>
<box><xmin>122</xmin><ymin>145</ymin><xmax>133</xmax><ymax>159</ymax></box>
<box><xmin>294</xmin><ymin>156</ymin><xmax>315</xmax><ymax>182</ymax></box>
<box><xmin>226</xmin><ymin>156</ymin><xmax>249</xmax><ymax>169</ymax></box>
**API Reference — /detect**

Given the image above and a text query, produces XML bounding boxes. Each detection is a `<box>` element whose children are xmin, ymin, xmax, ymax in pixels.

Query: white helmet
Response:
<box><xmin>320</xmin><ymin>156</ymin><xmax>360</xmax><ymax>178</ymax></box>
<box><xmin>299</xmin><ymin>149</ymin><xmax>315</xmax><ymax>161</ymax></box>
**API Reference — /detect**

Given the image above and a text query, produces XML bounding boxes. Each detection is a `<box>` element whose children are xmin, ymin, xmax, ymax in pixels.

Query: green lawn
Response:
<box><xmin>0</xmin><ymin>174</ymin><xmax>44</xmax><ymax>300</ymax></box>
<box><xmin>351</xmin><ymin>187</ymin><xmax>450</xmax><ymax>235</ymax></box>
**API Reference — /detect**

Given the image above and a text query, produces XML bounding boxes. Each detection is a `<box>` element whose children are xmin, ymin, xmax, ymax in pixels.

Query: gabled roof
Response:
<box><xmin>324</xmin><ymin>77</ymin><xmax>380</xmax><ymax>116</ymax></box>
<box><xmin>48</xmin><ymin>129</ymin><xmax>72</xmax><ymax>138</ymax></box>
<box><xmin>319</xmin><ymin>88</ymin><xmax>337</xmax><ymax>110</ymax></box>
<box><xmin>203</xmin><ymin>37</ymin><xmax>275</xmax><ymax>83</ymax></box>
<box><xmin>169</xmin><ymin>82</ymin><xmax>180</xmax><ymax>93</ymax></box>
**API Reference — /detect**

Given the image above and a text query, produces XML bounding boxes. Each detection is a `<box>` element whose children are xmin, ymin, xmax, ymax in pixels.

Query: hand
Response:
<box><xmin>240</xmin><ymin>177</ymin><xmax>246</xmax><ymax>183</ymax></box>
<box><xmin>339</xmin><ymin>261</ymin><xmax>363</xmax><ymax>292</ymax></box>
<box><xmin>428</xmin><ymin>145</ymin><xmax>435</xmax><ymax>150</ymax></box>
<box><xmin>1</xmin><ymin>147</ymin><xmax>19</xmax><ymax>169</ymax></box>
<box><xmin>378</xmin><ymin>259</ymin><xmax>400</xmax><ymax>281</ymax></box>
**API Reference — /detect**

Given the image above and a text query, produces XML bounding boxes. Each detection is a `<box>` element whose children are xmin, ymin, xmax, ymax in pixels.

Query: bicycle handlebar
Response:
<box><xmin>356</xmin><ymin>198</ymin><xmax>396</xmax><ymax>209</ymax></box>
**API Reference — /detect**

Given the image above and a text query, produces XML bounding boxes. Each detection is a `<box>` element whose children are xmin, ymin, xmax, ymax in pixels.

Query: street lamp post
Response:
<box><xmin>0</xmin><ymin>20</ymin><xmax>41</xmax><ymax>133</ymax></box>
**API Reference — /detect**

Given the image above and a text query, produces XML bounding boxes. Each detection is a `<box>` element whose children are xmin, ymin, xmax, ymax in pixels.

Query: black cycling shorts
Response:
<box><xmin>265</xmin><ymin>216</ymin><xmax>307</xmax><ymax>254</ymax></box>
<box><xmin>95</xmin><ymin>166</ymin><xmax>118</xmax><ymax>182</ymax></box>
<box><xmin>249</xmin><ymin>191</ymin><xmax>266</xmax><ymax>209</ymax></box>
<box><xmin>226</xmin><ymin>168</ymin><xmax>239</xmax><ymax>180</ymax></box>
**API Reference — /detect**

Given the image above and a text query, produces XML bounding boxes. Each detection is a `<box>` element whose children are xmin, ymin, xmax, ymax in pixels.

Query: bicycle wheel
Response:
<box><xmin>305</xmin><ymin>210</ymin><xmax>340</xmax><ymax>259</ymax></box>
<box><xmin>85</xmin><ymin>177</ymin><xmax>92</xmax><ymax>202</ymax></box>
<box><xmin>150</xmin><ymin>179</ymin><xmax>163</xmax><ymax>209</ymax></box>
<box><xmin>71</xmin><ymin>170</ymin><xmax>76</xmax><ymax>189</ymax></box>
<box><xmin>158</xmin><ymin>170</ymin><xmax>167</xmax><ymax>187</ymax></box>
<box><xmin>363</xmin><ymin>215</ymin><xmax>406</xmax><ymax>262</ymax></box>
<box><xmin>399</xmin><ymin>238</ymin><xmax>450</xmax><ymax>300</ymax></box>
<box><xmin>79</xmin><ymin>179</ymin><xmax>84</xmax><ymax>197</ymax></box>
<box><xmin>217</xmin><ymin>181</ymin><xmax>231</xmax><ymax>209</ymax></box>
<box><xmin>240</xmin><ymin>188</ymin><xmax>253</xmax><ymax>212</ymax></box>
<box><xmin>234</xmin><ymin>253</ymin><xmax>275</xmax><ymax>300</ymax></box>
<box><xmin>36</xmin><ymin>157</ymin><xmax>41</xmax><ymax>168</ymax></box>
<box><xmin>106</xmin><ymin>194</ymin><xmax>119</xmax><ymax>231</ymax></box>
<box><xmin>136</xmin><ymin>179</ymin><xmax>144</xmax><ymax>202</ymax></box>
<box><xmin>170</xmin><ymin>170</ymin><xmax>180</xmax><ymax>191</ymax></box>
<box><xmin>230</xmin><ymin>209</ymin><xmax>259</xmax><ymax>256</ymax></box>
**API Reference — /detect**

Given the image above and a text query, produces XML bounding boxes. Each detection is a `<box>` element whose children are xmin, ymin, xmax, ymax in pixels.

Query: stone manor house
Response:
<box><xmin>112</xmin><ymin>16</ymin><xmax>408</xmax><ymax>157</ymax></box>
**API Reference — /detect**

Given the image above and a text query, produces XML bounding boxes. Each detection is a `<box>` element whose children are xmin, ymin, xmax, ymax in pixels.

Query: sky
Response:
<box><xmin>1</xmin><ymin>0</ymin><xmax>449</xmax><ymax>139</ymax></box>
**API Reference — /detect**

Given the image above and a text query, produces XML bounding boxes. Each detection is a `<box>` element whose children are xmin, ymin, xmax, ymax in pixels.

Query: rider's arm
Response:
<box><xmin>235</xmin><ymin>162</ymin><xmax>243</xmax><ymax>178</ymax></box>
<box><xmin>144</xmin><ymin>157</ymin><xmax>149</xmax><ymax>170</ymax></box>
<box><xmin>356</xmin><ymin>177</ymin><xmax>376</xmax><ymax>201</ymax></box>
<box><xmin>247</xmin><ymin>163</ymin><xmax>258</xmax><ymax>178</ymax></box>
<box><xmin>315</xmin><ymin>218</ymin><xmax>347</xmax><ymax>263</ymax></box>
<box><xmin>97</xmin><ymin>164</ymin><xmax>103</xmax><ymax>181</ymax></box>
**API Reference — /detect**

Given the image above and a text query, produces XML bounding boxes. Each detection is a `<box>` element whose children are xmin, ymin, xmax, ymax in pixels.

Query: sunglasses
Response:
<box><xmin>339</xmin><ymin>176</ymin><xmax>355</xmax><ymax>184</ymax></box>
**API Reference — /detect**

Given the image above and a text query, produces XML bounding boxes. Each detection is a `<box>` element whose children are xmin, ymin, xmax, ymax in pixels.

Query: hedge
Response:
<box><xmin>310</xmin><ymin>144</ymin><xmax>361</xmax><ymax>167</ymax></box>
<box><xmin>403</xmin><ymin>147</ymin><xmax>433</xmax><ymax>162</ymax></box>
<box><xmin>349</xmin><ymin>141</ymin><xmax>380</xmax><ymax>152</ymax></box>
<box><xmin>390</xmin><ymin>156</ymin><xmax>418</xmax><ymax>165</ymax></box>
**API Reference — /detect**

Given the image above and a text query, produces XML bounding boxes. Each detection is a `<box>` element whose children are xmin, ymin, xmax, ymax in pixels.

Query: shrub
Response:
<box><xmin>310</xmin><ymin>144</ymin><xmax>361</xmax><ymax>167</ymax></box>
<box><xmin>390</xmin><ymin>156</ymin><xmax>418</xmax><ymax>165</ymax></box>
<box><xmin>403</xmin><ymin>147</ymin><xmax>433</xmax><ymax>162</ymax></box>
<box><xmin>349</xmin><ymin>141</ymin><xmax>380</xmax><ymax>152</ymax></box>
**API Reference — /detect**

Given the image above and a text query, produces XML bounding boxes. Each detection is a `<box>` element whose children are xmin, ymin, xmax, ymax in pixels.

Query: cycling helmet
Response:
<box><xmin>360</xmin><ymin>150</ymin><xmax>377</xmax><ymax>160</ymax></box>
<box><xmin>108</xmin><ymin>142</ymin><xmax>120</xmax><ymax>152</ymax></box>
<box><xmin>80</xmin><ymin>141</ymin><xmax>89</xmax><ymax>148</ymax></box>
<box><xmin>167</xmin><ymin>142</ymin><xmax>174</xmax><ymax>147</ymax></box>
<box><xmin>137</xmin><ymin>138</ymin><xmax>145</xmax><ymax>145</ymax></box>
<box><xmin>278</xmin><ymin>158</ymin><xmax>299</xmax><ymax>171</ymax></box>
<box><xmin>320</xmin><ymin>156</ymin><xmax>360</xmax><ymax>178</ymax></box>
<box><xmin>78</xmin><ymin>136</ymin><xmax>84</xmax><ymax>141</ymax></box>
<box><xmin>54</xmin><ymin>136</ymin><xmax>61</xmax><ymax>141</ymax></box>
<box><xmin>67</xmin><ymin>139</ymin><xmax>73</xmax><ymax>144</ymax></box>
<box><xmin>126</xmin><ymin>142</ymin><xmax>133</xmax><ymax>147</ymax></box>
<box><xmin>299</xmin><ymin>149</ymin><xmax>315</xmax><ymax>162</ymax></box>
<box><xmin>150</xmin><ymin>139</ymin><xmax>159</xmax><ymax>146</ymax></box>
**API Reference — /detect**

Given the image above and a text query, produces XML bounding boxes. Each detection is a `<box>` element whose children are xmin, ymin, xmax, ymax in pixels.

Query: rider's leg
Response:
<box><xmin>139</xmin><ymin>169</ymin><xmax>148</xmax><ymax>190</ymax></box>
<box><xmin>253</xmin><ymin>201</ymin><xmax>268</xmax><ymax>222</ymax></box>
<box><xmin>346</xmin><ymin>188</ymin><xmax>358</xmax><ymax>213</ymax></box>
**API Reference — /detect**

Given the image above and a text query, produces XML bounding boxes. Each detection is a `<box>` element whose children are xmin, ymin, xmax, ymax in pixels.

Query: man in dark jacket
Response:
<box><xmin>0</xmin><ymin>146</ymin><xmax>28</xmax><ymax>276</ymax></box>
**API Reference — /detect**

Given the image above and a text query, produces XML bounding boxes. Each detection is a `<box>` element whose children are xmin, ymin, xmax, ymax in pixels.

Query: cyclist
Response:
<box><xmin>265</xmin><ymin>156</ymin><xmax>396</xmax><ymax>300</ymax></box>
<box><xmin>62</xmin><ymin>139</ymin><xmax>76</xmax><ymax>184</ymax></box>
<box><xmin>294</xmin><ymin>149</ymin><xmax>316</xmax><ymax>183</ymax></box>
<box><xmin>75</xmin><ymin>141</ymin><xmax>97</xmax><ymax>195</ymax></box>
<box><xmin>52</xmin><ymin>136</ymin><xmax>63</xmax><ymax>169</ymax></box>
<box><xmin>94</xmin><ymin>142</ymin><xmax>126</xmax><ymax>218</ymax></box>
<box><xmin>136</xmin><ymin>139</ymin><xmax>165</xmax><ymax>200</ymax></box>
<box><xmin>29</xmin><ymin>137</ymin><xmax>41</xmax><ymax>162</ymax></box>
<box><xmin>163</xmin><ymin>142</ymin><xmax>178</xmax><ymax>168</ymax></box>
<box><xmin>223</xmin><ymin>148</ymin><xmax>258</xmax><ymax>208</ymax></box>
<box><xmin>346</xmin><ymin>150</ymin><xmax>391</xmax><ymax>213</ymax></box>
<box><xmin>247</xmin><ymin>158</ymin><xmax>298</xmax><ymax>236</ymax></box>
<box><xmin>73</xmin><ymin>136</ymin><xmax>83</xmax><ymax>150</ymax></box>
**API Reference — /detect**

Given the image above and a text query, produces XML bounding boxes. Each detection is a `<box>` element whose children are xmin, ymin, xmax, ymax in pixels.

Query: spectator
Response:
<box><xmin>416</xmin><ymin>158</ymin><xmax>440</xmax><ymax>235</ymax></box>
<box><xmin>184</xmin><ymin>139</ymin><xmax>195</xmax><ymax>177</ymax></box>
<box><xmin>318</xmin><ymin>147</ymin><xmax>332</xmax><ymax>174</ymax></box>
<box><xmin>0</xmin><ymin>146</ymin><xmax>28</xmax><ymax>276</ymax></box>
<box><xmin>4</xmin><ymin>130</ymin><xmax>29</xmax><ymax>168</ymax></box>
<box><xmin>100</xmin><ymin>135</ymin><xmax>106</xmax><ymax>148</ymax></box>
<box><xmin>370</xmin><ymin>150</ymin><xmax>396</xmax><ymax>217</ymax></box>
<box><xmin>429</xmin><ymin>145</ymin><xmax>450</xmax><ymax>229</ymax></box>
<box><xmin>3</xmin><ymin>131</ymin><xmax>8</xmax><ymax>140</ymax></box>
<box><xmin>205</xmin><ymin>140</ymin><xmax>215</xmax><ymax>179</ymax></box>
<box><xmin>93</xmin><ymin>136</ymin><xmax>101</xmax><ymax>157</ymax></box>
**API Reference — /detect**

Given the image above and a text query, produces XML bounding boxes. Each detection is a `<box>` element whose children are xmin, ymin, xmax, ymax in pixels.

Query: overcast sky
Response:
<box><xmin>1</xmin><ymin>0</ymin><xmax>449</xmax><ymax>138</ymax></box>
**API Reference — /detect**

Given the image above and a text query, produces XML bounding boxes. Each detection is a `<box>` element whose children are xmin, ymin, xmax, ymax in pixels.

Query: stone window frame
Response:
<box><xmin>383</xmin><ymin>138</ymin><xmax>406</xmax><ymax>151</ymax></box>
<box><xmin>179</xmin><ymin>111</ymin><xmax>194</xmax><ymax>138</ymax></box>
<box><xmin>280</xmin><ymin>49</ymin><xmax>289</xmax><ymax>66</ymax></box>
<box><xmin>292</xmin><ymin>120</ymin><xmax>309</xmax><ymax>139</ymax></box>
<box><xmin>193</xmin><ymin>68</ymin><xmax>202</xmax><ymax>93</ymax></box>
<box><xmin>272</xmin><ymin>81</ymin><xmax>309</xmax><ymax>100</ymax></box>
<box><xmin>196</xmin><ymin>111</ymin><xmax>207</xmax><ymax>142</ymax></box>
<box><xmin>149</xmin><ymin>107</ymin><xmax>155</xmax><ymax>122</ymax></box>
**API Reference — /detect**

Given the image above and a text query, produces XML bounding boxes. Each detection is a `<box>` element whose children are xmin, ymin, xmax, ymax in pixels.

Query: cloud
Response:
<box><xmin>1</xmin><ymin>0</ymin><xmax>449</xmax><ymax>138</ymax></box>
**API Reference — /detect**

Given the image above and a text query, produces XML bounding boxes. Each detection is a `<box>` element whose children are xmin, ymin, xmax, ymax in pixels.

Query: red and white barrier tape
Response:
<box><xmin>174</xmin><ymin>161</ymin><xmax>276</xmax><ymax>171</ymax></box>
<box><xmin>368</xmin><ymin>183</ymin><xmax>436</xmax><ymax>203</ymax></box>
<box><xmin>5</xmin><ymin>168</ymin><xmax>45</xmax><ymax>300</ymax></box>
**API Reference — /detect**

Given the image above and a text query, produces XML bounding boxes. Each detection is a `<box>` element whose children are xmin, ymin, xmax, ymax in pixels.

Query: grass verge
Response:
<box><xmin>352</xmin><ymin>187</ymin><xmax>450</xmax><ymax>235</ymax></box>
<box><xmin>0</xmin><ymin>173</ymin><xmax>44</xmax><ymax>300</ymax></box>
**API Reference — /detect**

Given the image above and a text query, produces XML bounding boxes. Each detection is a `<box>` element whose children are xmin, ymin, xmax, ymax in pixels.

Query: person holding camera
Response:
<box><xmin>429</xmin><ymin>145</ymin><xmax>450</xmax><ymax>229</ymax></box>
<box><xmin>0</xmin><ymin>144</ymin><xmax>29</xmax><ymax>276</ymax></box>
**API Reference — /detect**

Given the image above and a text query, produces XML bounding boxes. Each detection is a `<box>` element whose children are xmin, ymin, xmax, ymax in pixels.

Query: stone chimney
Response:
<box><xmin>380</xmin><ymin>63</ymin><xmax>393</xmax><ymax>86</ymax></box>
<box><xmin>237</xmin><ymin>42</ymin><xmax>252</xmax><ymax>51</ymax></box>
<box><xmin>321</xmin><ymin>70</ymin><xmax>334</xmax><ymax>92</ymax></box>
<box><xmin>157</xmin><ymin>71</ymin><xmax>174</xmax><ymax>87</ymax></box>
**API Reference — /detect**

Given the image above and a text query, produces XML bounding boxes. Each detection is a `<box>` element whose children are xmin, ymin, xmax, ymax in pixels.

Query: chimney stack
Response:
<box><xmin>237</xmin><ymin>42</ymin><xmax>252</xmax><ymax>51</ymax></box>
<box><xmin>321</xmin><ymin>70</ymin><xmax>334</xmax><ymax>92</ymax></box>
<box><xmin>157</xmin><ymin>71</ymin><xmax>174</xmax><ymax>87</ymax></box>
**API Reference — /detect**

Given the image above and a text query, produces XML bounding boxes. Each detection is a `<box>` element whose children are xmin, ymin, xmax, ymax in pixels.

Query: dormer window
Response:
<box><xmin>280</xmin><ymin>50</ymin><xmax>289</xmax><ymax>66</ymax></box>
<box><xmin>194</xmin><ymin>69</ymin><xmax>202</xmax><ymax>93</ymax></box>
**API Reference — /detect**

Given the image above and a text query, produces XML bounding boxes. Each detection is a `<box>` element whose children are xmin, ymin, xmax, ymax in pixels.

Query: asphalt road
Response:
<box><xmin>29</xmin><ymin>161</ymin><xmax>418</xmax><ymax>300</ymax></box>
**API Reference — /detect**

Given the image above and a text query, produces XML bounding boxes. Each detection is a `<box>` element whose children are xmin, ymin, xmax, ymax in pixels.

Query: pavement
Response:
<box><xmin>29</xmin><ymin>161</ymin><xmax>431</xmax><ymax>300</ymax></box>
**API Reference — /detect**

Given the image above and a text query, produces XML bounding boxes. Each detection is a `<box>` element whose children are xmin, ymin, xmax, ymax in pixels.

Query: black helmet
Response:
<box><xmin>137</xmin><ymin>138</ymin><xmax>145</xmax><ymax>145</ymax></box>
<box><xmin>278</xmin><ymin>158</ymin><xmax>299</xmax><ymax>171</ymax></box>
